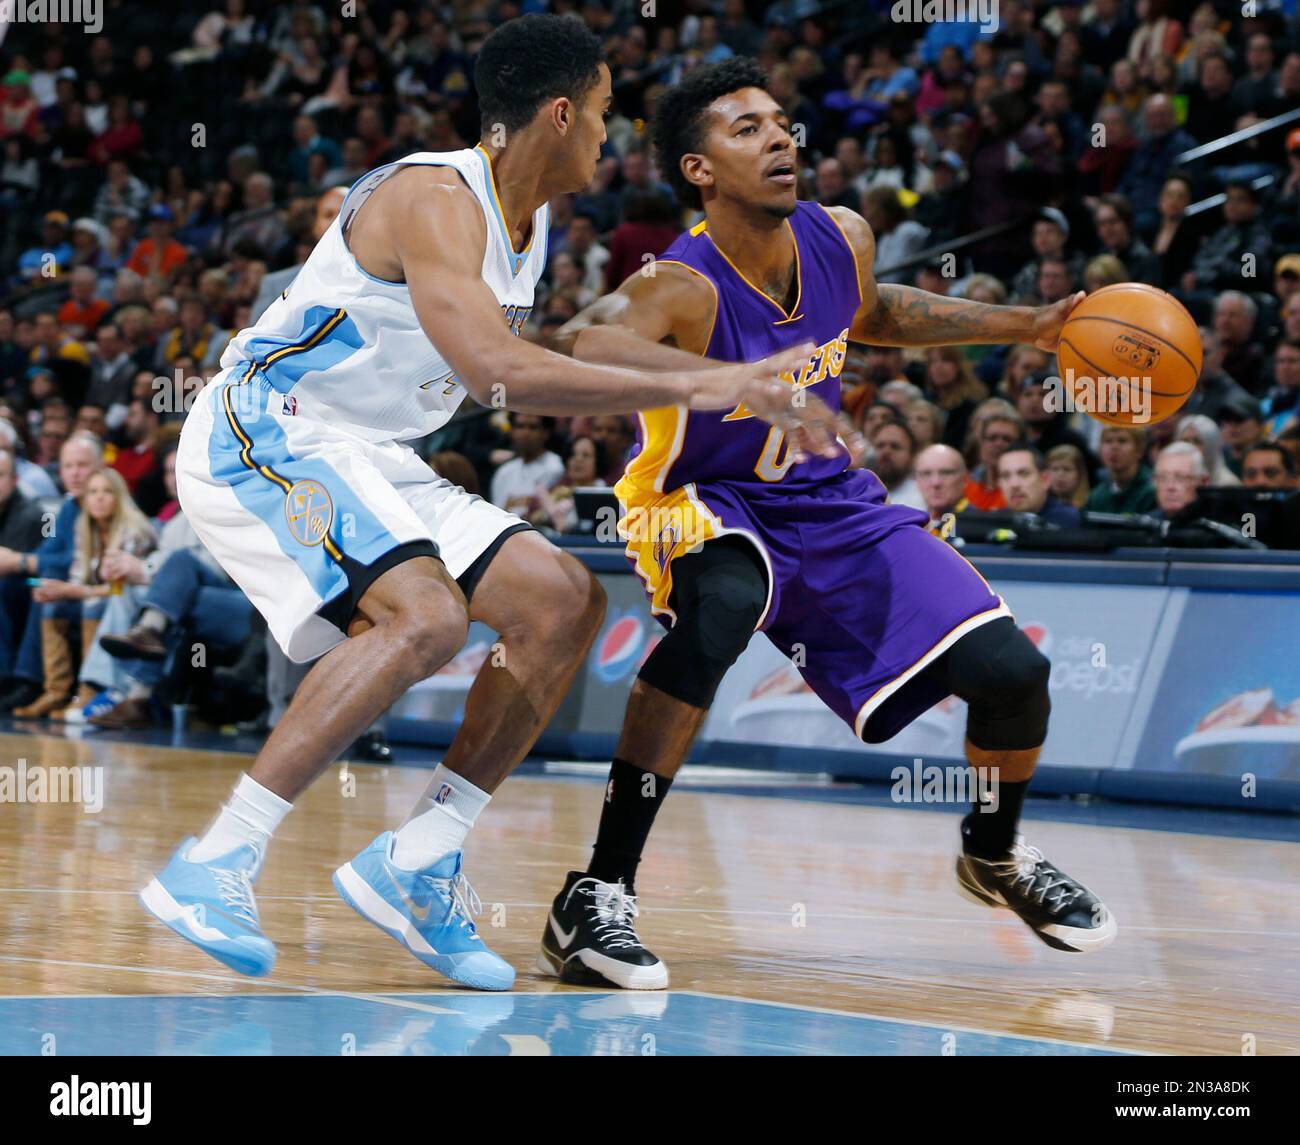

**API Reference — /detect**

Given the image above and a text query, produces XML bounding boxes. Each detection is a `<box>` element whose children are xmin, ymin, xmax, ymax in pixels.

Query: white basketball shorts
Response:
<box><xmin>176</xmin><ymin>367</ymin><xmax>525</xmax><ymax>662</ymax></box>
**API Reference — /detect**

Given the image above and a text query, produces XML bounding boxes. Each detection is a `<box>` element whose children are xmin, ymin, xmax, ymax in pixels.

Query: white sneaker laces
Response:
<box><xmin>987</xmin><ymin>841</ymin><xmax>1081</xmax><ymax>910</ymax></box>
<box><xmin>580</xmin><ymin>881</ymin><xmax>642</xmax><ymax>951</ymax></box>
<box><xmin>213</xmin><ymin>867</ymin><xmax>258</xmax><ymax>926</ymax></box>
<box><xmin>429</xmin><ymin>869</ymin><xmax>483</xmax><ymax>931</ymax></box>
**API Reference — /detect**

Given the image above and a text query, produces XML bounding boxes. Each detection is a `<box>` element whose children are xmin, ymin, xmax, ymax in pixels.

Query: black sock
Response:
<box><xmin>961</xmin><ymin>779</ymin><xmax>1029</xmax><ymax>859</ymax></box>
<box><xmin>587</xmin><ymin>757</ymin><xmax>673</xmax><ymax>893</ymax></box>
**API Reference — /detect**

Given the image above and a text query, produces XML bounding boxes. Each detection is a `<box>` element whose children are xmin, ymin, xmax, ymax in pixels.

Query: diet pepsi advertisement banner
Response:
<box><xmin>389</xmin><ymin>566</ymin><xmax>1300</xmax><ymax>802</ymax></box>
<box><xmin>701</xmin><ymin>581</ymin><xmax>1170</xmax><ymax>770</ymax></box>
<box><xmin>1130</xmin><ymin>589</ymin><xmax>1300</xmax><ymax>782</ymax></box>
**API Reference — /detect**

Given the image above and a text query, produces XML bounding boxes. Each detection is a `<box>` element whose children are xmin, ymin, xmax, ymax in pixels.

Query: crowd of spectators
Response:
<box><xmin>2</xmin><ymin>0</ymin><xmax>1299</xmax><ymax>734</ymax></box>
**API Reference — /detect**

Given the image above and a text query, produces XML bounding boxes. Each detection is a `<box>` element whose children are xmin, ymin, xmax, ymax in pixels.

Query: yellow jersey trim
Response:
<box><xmin>696</xmin><ymin>219</ymin><xmax>804</xmax><ymax>324</ymax></box>
<box><xmin>817</xmin><ymin>203</ymin><xmax>865</xmax><ymax>310</ymax></box>
<box><xmin>474</xmin><ymin>144</ymin><xmax>534</xmax><ymax>275</ymax></box>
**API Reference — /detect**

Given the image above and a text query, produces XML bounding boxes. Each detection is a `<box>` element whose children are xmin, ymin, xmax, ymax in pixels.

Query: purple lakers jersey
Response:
<box><xmin>618</xmin><ymin>200</ymin><xmax>861</xmax><ymax>503</ymax></box>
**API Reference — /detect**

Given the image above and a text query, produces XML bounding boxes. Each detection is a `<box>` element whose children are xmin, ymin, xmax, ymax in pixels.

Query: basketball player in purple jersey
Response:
<box><xmin>135</xmin><ymin>22</ymin><xmax>837</xmax><ymax>991</ymax></box>
<box><xmin>540</xmin><ymin>59</ymin><xmax>1117</xmax><ymax>989</ymax></box>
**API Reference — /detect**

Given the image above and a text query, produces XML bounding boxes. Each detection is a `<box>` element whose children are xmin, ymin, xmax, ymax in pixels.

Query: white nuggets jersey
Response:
<box><xmin>220</xmin><ymin>147</ymin><xmax>548</xmax><ymax>443</ymax></box>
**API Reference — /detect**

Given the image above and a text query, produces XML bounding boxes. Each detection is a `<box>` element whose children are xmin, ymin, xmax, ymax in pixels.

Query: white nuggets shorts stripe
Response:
<box><xmin>176</xmin><ymin>370</ymin><xmax>524</xmax><ymax>663</ymax></box>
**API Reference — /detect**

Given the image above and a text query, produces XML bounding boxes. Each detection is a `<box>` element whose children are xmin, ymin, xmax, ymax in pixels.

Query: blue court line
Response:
<box><xmin>0</xmin><ymin>990</ymin><xmax>1134</xmax><ymax>1056</ymax></box>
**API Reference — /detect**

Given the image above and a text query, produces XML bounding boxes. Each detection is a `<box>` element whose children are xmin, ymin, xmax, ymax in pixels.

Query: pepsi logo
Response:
<box><xmin>594</xmin><ymin>612</ymin><xmax>646</xmax><ymax>683</ymax></box>
<box><xmin>637</xmin><ymin>631</ymin><xmax>662</xmax><ymax>671</ymax></box>
<box><xmin>1021</xmin><ymin>622</ymin><xmax>1051</xmax><ymax>658</ymax></box>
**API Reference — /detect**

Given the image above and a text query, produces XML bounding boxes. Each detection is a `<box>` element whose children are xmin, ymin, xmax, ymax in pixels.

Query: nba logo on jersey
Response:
<box><xmin>282</xmin><ymin>395</ymin><xmax>298</xmax><ymax>416</ymax></box>
<box><xmin>433</xmin><ymin>783</ymin><xmax>454</xmax><ymax>806</ymax></box>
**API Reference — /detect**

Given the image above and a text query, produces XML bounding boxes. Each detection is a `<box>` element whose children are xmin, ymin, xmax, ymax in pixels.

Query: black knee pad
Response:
<box><xmin>943</xmin><ymin>618</ymin><xmax>1051</xmax><ymax>751</ymax></box>
<box><xmin>637</xmin><ymin>539</ymin><xmax>767</xmax><ymax>709</ymax></box>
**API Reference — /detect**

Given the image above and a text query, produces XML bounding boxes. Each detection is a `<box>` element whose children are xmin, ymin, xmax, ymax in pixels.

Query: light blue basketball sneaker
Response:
<box><xmin>139</xmin><ymin>838</ymin><xmax>275</xmax><ymax>977</ymax></box>
<box><xmin>333</xmin><ymin>832</ymin><xmax>515</xmax><ymax>991</ymax></box>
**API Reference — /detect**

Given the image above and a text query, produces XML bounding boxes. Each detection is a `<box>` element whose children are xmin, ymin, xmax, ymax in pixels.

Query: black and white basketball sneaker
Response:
<box><xmin>956</xmin><ymin>829</ymin><xmax>1118</xmax><ymax>953</ymax></box>
<box><xmin>537</xmin><ymin>872</ymin><xmax>669</xmax><ymax>990</ymax></box>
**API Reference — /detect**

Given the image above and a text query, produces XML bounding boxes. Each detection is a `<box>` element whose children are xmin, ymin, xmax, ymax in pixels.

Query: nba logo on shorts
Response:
<box><xmin>433</xmin><ymin>783</ymin><xmax>453</xmax><ymax>806</ymax></box>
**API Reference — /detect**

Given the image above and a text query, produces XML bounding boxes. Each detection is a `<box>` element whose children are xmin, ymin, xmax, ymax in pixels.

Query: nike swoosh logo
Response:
<box><xmin>549</xmin><ymin>912</ymin><xmax>577</xmax><ymax>948</ymax></box>
<box><xmin>961</xmin><ymin>864</ymin><xmax>1007</xmax><ymax>905</ymax></box>
<box><xmin>385</xmin><ymin>866</ymin><xmax>433</xmax><ymax>922</ymax></box>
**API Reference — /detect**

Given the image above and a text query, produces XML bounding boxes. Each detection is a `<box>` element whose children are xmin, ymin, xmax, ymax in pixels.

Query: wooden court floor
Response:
<box><xmin>0</xmin><ymin>732</ymin><xmax>1297</xmax><ymax>1055</ymax></box>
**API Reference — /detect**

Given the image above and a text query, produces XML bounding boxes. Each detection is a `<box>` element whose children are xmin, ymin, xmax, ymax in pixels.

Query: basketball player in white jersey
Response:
<box><xmin>139</xmin><ymin>14</ymin><xmax>835</xmax><ymax>990</ymax></box>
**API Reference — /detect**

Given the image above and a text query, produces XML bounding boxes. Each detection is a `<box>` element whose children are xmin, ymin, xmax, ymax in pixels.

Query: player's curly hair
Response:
<box><xmin>475</xmin><ymin>14</ymin><xmax>605</xmax><ymax>135</ymax></box>
<box><xmin>651</xmin><ymin>57</ymin><xmax>770</xmax><ymax>210</ymax></box>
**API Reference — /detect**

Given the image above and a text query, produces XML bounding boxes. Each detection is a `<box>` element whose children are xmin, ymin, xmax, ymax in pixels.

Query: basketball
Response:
<box><xmin>1057</xmin><ymin>283</ymin><xmax>1203</xmax><ymax>427</ymax></box>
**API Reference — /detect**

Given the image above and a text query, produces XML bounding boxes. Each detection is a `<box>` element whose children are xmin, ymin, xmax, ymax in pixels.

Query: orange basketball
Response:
<box><xmin>1056</xmin><ymin>282</ymin><xmax>1202</xmax><ymax>427</ymax></box>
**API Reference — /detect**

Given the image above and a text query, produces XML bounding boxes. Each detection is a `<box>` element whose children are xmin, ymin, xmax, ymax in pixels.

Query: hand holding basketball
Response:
<box><xmin>1055</xmin><ymin>283</ymin><xmax>1202</xmax><ymax>427</ymax></box>
<box><xmin>1031</xmin><ymin>290</ymin><xmax>1087</xmax><ymax>353</ymax></box>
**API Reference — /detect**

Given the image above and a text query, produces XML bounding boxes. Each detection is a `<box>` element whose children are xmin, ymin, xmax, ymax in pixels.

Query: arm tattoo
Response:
<box><xmin>858</xmin><ymin>284</ymin><xmax>1038</xmax><ymax>347</ymax></box>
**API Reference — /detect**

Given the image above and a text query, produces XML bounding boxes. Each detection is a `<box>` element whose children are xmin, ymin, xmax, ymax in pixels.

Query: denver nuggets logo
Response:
<box><xmin>1112</xmin><ymin>333</ymin><xmax>1160</xmax><ymax>372</ymax></box>
<box><xmin>285</xmin><ymin>479</ymin><xmax>333</xmax><ymax>546</ymax></box>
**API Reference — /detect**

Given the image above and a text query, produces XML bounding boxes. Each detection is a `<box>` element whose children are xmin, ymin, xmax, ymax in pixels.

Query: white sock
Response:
<box><xmin>391</xmin><ymin>764</ymin><xmax>490</xmax><ymax>871</ymax></box>
<box><xmin>187</xmin><ymin>774</ymin><xmax>292</xmax><ymax>870</ymax></box>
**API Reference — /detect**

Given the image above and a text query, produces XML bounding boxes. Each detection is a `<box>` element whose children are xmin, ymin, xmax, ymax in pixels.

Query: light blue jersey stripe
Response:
<box><xmin>239</xmin><ymin>306</ymin><xmax>365</xmax><ymax>394</ymax></box>
<box><xmin>206</xmin><ymin>380</ymin><xmax>411</xmax><ymax>606</ymax></box>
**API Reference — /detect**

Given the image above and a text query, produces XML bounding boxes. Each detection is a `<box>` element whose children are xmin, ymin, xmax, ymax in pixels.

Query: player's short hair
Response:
<box><xmin>651</xmin><ymin>56</ymin><xmax>770</xmax><ymax>210</ymax></box>
<box><xmin>475</xmin><ymin>14</ymin><xmax>605</xmax><ymax>135</ymax></box>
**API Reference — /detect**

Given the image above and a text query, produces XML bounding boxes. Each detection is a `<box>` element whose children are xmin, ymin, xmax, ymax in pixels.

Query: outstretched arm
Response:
<box><xmin>558</xmin><ymin>260</ymin><xmax>847</xmax><ymax>461</ymax></box>
<box><xmin>371</xmin><ymin>168</ymin><xmax>808</xmax><ymax>416</ymax></box>
<box><xmin>825</xmin><ymin>205</ymin><xmax>1083</xmax><ymax>351</ymax></box>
